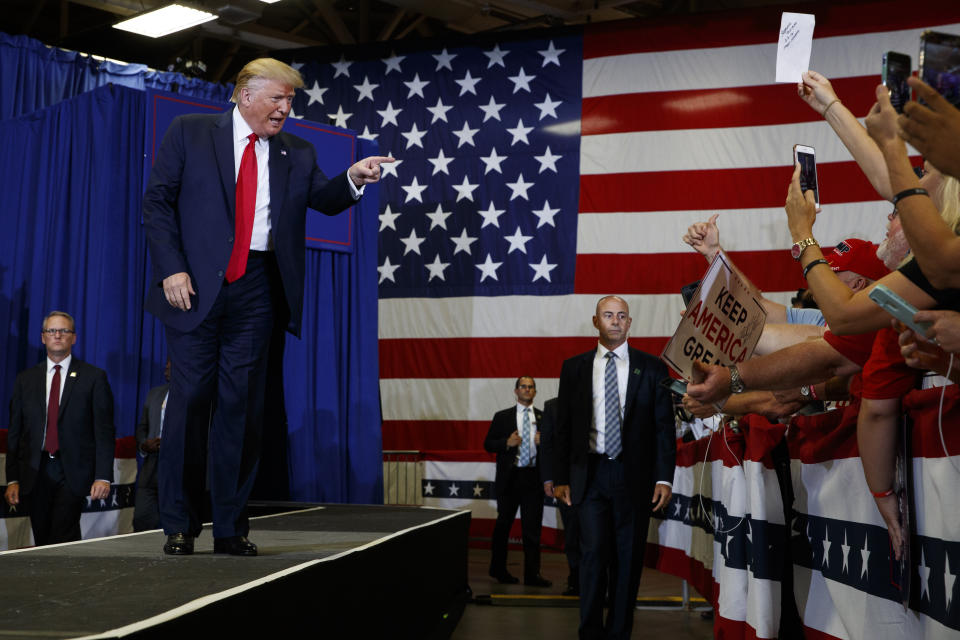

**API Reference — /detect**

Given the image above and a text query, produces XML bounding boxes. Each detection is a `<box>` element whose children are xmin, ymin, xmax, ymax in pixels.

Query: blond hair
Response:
<box><xmin>43</xmin><ymin>310</ymin><xmax>75</xmax><ymax>332</ymax></box>
<box><xmin>936</xmin><ymin>175</ymin><xmax>960</xmax><ymax>235</ymax></box>
<box><xmin>230</xmin><ymin>58</ymin><xmax>303</xmax><ymax>103</ymax></box>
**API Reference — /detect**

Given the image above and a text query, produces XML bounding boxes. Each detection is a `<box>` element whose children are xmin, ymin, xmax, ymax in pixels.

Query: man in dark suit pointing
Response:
<box><xmin>4</xmin><ymin>311</ymin><xmax>115</xmax><ymax>546</ymax></box>
<box><xmin>554</xmin><ymin>296</ymin><xmax>676</xmax><ymax>639</ymax></box>
<box><xmin>143</xmin><ymin>58</ymin><xmax>392</xmax><ymax>556</ymax></box>
<box><xmin>484</xmin><ymin>376</ymin><xmax>551</xmax><ymax>587</ymax></box>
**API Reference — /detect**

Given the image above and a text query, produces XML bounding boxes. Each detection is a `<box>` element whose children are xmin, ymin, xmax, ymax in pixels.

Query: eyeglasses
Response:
<box><xmin>517</xmin><ymin>384</ymin><xmax>536</xmax><ymax>390</ymax></box>
<box><xmin>42</xmin><ymin>328</ymin><xmax>74</xmax><ymax>336</ymax></box>
<box><xmin>887</xmin><ymin>208</ymin><xmax>899</xmax><ymax>221</ymax></box>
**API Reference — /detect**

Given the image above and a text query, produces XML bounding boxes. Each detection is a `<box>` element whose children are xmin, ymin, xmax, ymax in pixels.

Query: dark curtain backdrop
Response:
<box><xmin>0</xmin><ymin>85</ymin><xmax>382</xmax><ymax>504</ymax></box>
<box><xmin>0</xmin><ymin>32</ymin><xmax>232</xmax><ymax>121</ymax></box>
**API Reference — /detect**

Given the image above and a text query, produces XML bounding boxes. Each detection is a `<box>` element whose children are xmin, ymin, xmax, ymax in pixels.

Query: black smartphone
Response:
<box><xmin>681</xmin><ymin>280</ymin><xmax>701</xmax><ymax>306</ymax></box>
<box><xmin>919</xmin><ymin>30</ymin><xmax>960</xmax><ymax>108</ymax></box>
<box><xmin>660</xmin><ymin>377</ymin><xmax>687</xmax><ymax>396</ymax></box>
<box><xmin>882</xmin><ymin>51</ymin><xmax>912</xmax><ymax>113</ymax></box>
<box><xmin>793</xmin><ymin>144</ymin><xmax>819</xmax><ymax>208</ymax></box>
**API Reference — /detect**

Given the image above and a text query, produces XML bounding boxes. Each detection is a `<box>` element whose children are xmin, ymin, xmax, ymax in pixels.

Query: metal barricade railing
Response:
<box><xmin>382</xmin><ymin>450</ymin><xmax>423</xmax><ymax>506</ymax></box>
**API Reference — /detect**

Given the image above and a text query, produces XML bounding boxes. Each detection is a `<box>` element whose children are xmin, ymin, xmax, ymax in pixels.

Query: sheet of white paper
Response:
<box><xmin>775</xmin><ymin>12</ymin><xmax>815</xmax><ymax>83</ymax></box>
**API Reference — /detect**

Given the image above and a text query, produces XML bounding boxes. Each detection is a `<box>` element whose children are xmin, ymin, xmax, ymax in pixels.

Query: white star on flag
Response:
<box><xmin>507</xmin><ymin>119</ymin><xmax>534</xmax><ymax>145</ymax></box>
<box><xmin>403</xmin><ymin>73</ymin><xmax>430</xmax><ymax>99</ymax></box>
<box><xmin>382</xmin><ymin>51</ymin><xmax>405</xmax><ymax>74</ymax></box>
<box><xmin>450</xmin><ymin>228</ymin><xmax>477</xmax><ymax>255</ymax></box>
<box><xmin>425</xmin><ymin>204</ymin><xmax>452</xmax><ymax>230</ymax></box>
<box><xmin>480</xmin><ymin>148</ymin><xmax>507</xmax><ymax>174</ymax></box>
<box><xmin>452</xmin><ymin>121</ymin><xmax>479</xmax><ymax>148</ymax></box>
<box><xmin>478</xmin><ymin>96</ymin><xmax>506</xmax><ymax>122</ymax></box>
<box><xmin>472</xmin><ymin>484</ymin><xmax>484</xmax><ymax>497</ymax></box>
<box><xmin>506</xmin><ymin>173</ymin><xmax>534</xmax><ymax>200</ymax></box>
<box><xmin>504</xmin><ymin>226</ymin><xmax>532</xmax><ymax>253</ymax></box>
<box><xmin>401</xmin><ymin>176</ymin><xmax>428</xmax><ymax>203</ymax></box>
<box><xmin>331</xmin><ymin>55</ymin><xmax>351</xmax><ymax>78</ymax></box>
<box><xmin>475</xmin><ymin>254</ymin><xmax>503</xmax><ymax>281</ymax></box>
<box><xmin>534</xmin><ymin>146</ymin><xmax>561</xmax><ymax>173</ymax></box>
<box><xmin>534</xmin><ymin>93</ymin><xmax>562</xmax><ymax>120</ymax></box>
<box><xmin>477</xmin><ymin>202</ymin><xmax>505</xmax><ymax>228</ymax></box>
<box><xmin>433</xmin><ymin>48</ymin><xmax>457</xmax><ymax>71</ymax></box>
<box><xmin>358</xmin><ymin>126</ymin><xmax>377</xmax><ymax>141</ymax></box>
<box><xmin>425</xmin><ymin>255</ymin><xmax>449</xmax><ymax>281</ymax></box>
<box><xmin>377</xmin><ymin>101</ymin><xmax>402</xmax><ymax>128</ymax></box>
<box><xmin>379</xmin><ymin>204</ymin><xmax>401</xmax><ymax>231</ymax></box>
<box><xmin>423</xmin><ymin>481</ymin><xmax>434</xmax><ymax>496</ymax></box>
<box><xmin>452</xmin><ymin>176</ymin><xmax>479</xmax><ymax>202</ymax></box>
<box><xmin>327</xmin><ymin>105</ymin><xmax>352</xmax><ymax>128</ymax></box>
<box><xmin>538</xmin><ymin>41</ymin><xmax>565</xmax><ymax>66</ymax></box>
<box><xmin>426</xmin><ymin>98</ymin><xmax>453</xmax><ymax>124</ymax></box>
<box><xmin>508</xmin><ymin>67</ymin><xmax>536</xmax><ymax>93</ymax></box>
<box><xmin>448</xmin><ymin>483</ymin><xmax>459</xmax><ymax>496</ymax></box>
<box><xmin>919</xmin><ymin>548</ymin><xmax>932</xmax><ymax>600</ymax></box>
<box><xmin>353</xmin><ymin>76</ymin><xmax>379</xmax><ymax>102</ymax></box>
<box><xmin>428</xmin><ymin>149</ymin><xmax>454</xmax><ymax>176</ymax></box>
<box><xmin>378</xmin><ymin>256</ymin><xmax>400</xmax><ymax>283</ymax></box>
<box><xmin>484</xmin><ymin>44</ymin><xmax>509</xmax><ymax>68</ymax></box>
<box><xmin>379</xmin><ymin>153</ymin><xmax>402</xmax><ymax>179</ymax></box>
<box><xmin>401</xmin><ymin>123</ymin><xmax>428</xmax><ymax>149</ymax></box>
<box><xmin>400</xmin><ymin>229</ymin><xmax>426</xmax><ymax>255</ymax></box>
<box><xmin>305</xmin><ymin>81</ymin><xmax>327</xmax><ymax>106</ymax></box>
<box><xmin>455</xmin><ymin>70</ymin><xmax>482</xmax><ymax>96</ymax></box>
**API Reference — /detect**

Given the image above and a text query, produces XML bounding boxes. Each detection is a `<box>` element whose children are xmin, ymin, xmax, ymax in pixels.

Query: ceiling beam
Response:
<box><xmin>377</xmin><ymin>8</ymin><xmax>406</xmax><ymax>41</ymax></box>
<box><xmin>311</xmin><ymin>0</ymin><xmax>356</xmax><ymax>45</ymax></box>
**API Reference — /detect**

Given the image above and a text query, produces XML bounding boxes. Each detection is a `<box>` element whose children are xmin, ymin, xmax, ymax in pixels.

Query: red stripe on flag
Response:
<box><xmin>574</xmin><ymin>250</ymin><xmax>804</xmax><ymax>295</ymax></box>
<box><xmin>645</xmin><ymin>542</ymin><xmax>714</xmax><ymax>601</ymax></box>
<box><xmin>579</xmin><ymin>161</ymin><xmax>894</xmax><ymax>213</ymax></box>
<box><xmin>582</xmin><ymin>76</ymin><xmax>880</xmax><ymax>135</ymax></box>
<box><xmin>583</xmin><ymin>1</ymin><xmax>960</xmax><ymax>57</ymax></box>
<box><xmin>379</xmin><ymin>337</ymin><xmax>670</xmax><ymax>378</ymax></box>
<box><xmin>383</xmin><ymin>420</ymin><xmax>491</xmax><ymax>450</ymax></box>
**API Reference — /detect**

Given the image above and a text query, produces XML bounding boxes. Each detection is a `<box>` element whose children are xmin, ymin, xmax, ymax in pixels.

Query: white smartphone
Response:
<box><xmin>868</xmin><ymin>284</ymin><xmax>933</xmax><ymax>338</ymax></box>
<box><xmin>793</xmin><ymin>144</ymin><xmax>819</xmax><ymax>209</ymax></box>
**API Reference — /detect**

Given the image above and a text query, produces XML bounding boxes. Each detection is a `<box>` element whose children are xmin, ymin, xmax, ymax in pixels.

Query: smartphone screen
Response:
<box><xmin>919</xmin><ymin>30</ymin><xmax>960</xmax><ymax>108</ymax></box>
<box><xmin>793</xmin><ymin>145</ymin><xmax>819</xmax><ymax>207</ymax></box>
<box><xmin>882</xmin><ymin>51</ymin><xmax>912</xmax><ymax>113</ymax></box>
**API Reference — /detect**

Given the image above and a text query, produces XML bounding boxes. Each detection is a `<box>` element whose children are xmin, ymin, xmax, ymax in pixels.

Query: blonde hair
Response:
<box><xmin>936</xmin><ymin>175</ymin><xmax>960</xmax><ymax>235</ymax></box>
<box><xmin>230</xmin><ymin>58</ymin><xmax>303</xmax><ymax>103</ymax></box>
<box><xmin>43</xmin><ymin>310</ymin><xmax>75</xmax><ymax>332</ymax></box>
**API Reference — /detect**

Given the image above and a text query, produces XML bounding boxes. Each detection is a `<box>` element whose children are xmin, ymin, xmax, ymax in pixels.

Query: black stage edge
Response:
<box><xmin>0</xmin><ymin>505</ymin><xmax>471</xmax><ymax>640</ymax></box>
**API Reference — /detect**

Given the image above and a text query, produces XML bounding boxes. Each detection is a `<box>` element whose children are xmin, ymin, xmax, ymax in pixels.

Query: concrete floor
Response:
<box><xmin>451</xmin><ymin>548</ymin><xmax>715</xmax><ymax>639</ymax></box>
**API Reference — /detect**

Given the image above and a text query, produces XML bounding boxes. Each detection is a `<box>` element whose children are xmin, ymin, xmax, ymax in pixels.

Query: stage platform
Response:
<box><xmin>0</xmin><ymin>504</ymin><xmax>471</xmax><ymax>639</ymax></box>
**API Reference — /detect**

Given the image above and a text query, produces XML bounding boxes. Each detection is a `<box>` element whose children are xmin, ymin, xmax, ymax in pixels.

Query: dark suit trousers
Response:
<box><xmin>28</xmin><ymin>454</ymin><xmax>84</xmax><ymax>546</ymax></box>
<box><xmin>490</xmin><ymin>466</ymin><xmax>543</xmax><ymax>579</ymax></box>
<box><xmin>558</xmin><ymin>499</ymin><xmax>581</xmax><ymax>586</ymax></box>
<box><xmin>133</xmin><ymin>457</ymin><xmax>160</xmax><ymax>532</ymax></box>
<box><xmin>578</xmin><ymin>456</ymin><xmax>650</xmax><ymax>640</ymax></box>
<box><xmin>160</xmin><ymin>252</ymin><xmax>277</xmax><ymax>539</ymax></box>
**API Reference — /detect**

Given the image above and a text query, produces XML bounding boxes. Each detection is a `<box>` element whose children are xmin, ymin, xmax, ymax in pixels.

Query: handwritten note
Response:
<box><xmin>775</xmin><ymin>12</ymin><xmax>815</xmax><ymax>83</ymax></box>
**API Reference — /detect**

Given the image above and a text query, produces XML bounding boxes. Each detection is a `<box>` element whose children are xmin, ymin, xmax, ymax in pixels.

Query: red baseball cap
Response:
<box><xmin>823</xmin><ymin>238</ymin><xmax>889</xmax><ymax>281</ymax></box>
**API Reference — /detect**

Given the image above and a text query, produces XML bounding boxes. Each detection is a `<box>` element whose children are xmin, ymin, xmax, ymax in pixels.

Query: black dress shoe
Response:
<box><xmin>561</xmin><ymin>585</ymin><xmax>580</xmax><ymax>596</ymax></box>
<box><xmin>213</xmin><ymin>536</ymin><xmax>258</xmax><ymax>556</ymax></box>
<box><xmin>489</xmin><ymin>570</ymin><xmax>519</xmax><ymax>584</ymax></box>
<box><xmin>524</xmin><ymin>574</ymin><xmax>552</xmax><ymax>587</ymax></box>
<box><xmin>163</xmin><ymin>533</ymin><xmax>194</xmax><ymax>555</ymax></box>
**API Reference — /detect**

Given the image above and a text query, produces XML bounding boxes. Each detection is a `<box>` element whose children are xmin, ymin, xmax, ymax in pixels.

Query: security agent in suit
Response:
<box><xmin>4</xmin><ymin>311</ymin><xmax>115</xmax><ymax>546</ymax></box>
<box><xmin>483</xmin><ymin>376</ymin><xmax>552</xmax><ymax>587</ymax></box>
<box><xmin>142</xmin><ymin>58</ymin><xmax>392</xmax><ymax>556</ymax></box>
<box><xmin>554</xmin><ymin>296</ymin><xmax>676</xmax><ymax>640</ymax></box>
<box><xmin>132</xmin><ymin>359</ymin><xmax>170</xmax><ymax>532</ymax></box>
<box><xmin>539</xmin><ymin>396</ymin><xmax>581</xmax><ymax>596</ymax></box>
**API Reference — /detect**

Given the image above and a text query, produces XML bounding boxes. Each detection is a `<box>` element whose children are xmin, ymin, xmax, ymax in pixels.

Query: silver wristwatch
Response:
<box><xmin>728</xmin><ymin>365</ymin><xmax>746</xmax><ymax>394</ymax></box>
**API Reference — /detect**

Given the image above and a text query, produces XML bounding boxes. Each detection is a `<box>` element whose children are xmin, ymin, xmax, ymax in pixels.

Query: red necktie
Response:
<box><xmin>225</xmin><ymin>133</ymin><xmax>258</xmax><ymax>283</ymax></box>
<box><xmin>44</xmin><ymin>364</ymin><xmax>61</xmax><ymax>454</ymax></box>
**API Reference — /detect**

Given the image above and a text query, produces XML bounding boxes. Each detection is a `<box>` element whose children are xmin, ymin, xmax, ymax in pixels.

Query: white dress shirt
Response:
<box><xmin>590</xmin><ymin>341</ymin><xmax>628</xmax><ymax>454</ymax></box>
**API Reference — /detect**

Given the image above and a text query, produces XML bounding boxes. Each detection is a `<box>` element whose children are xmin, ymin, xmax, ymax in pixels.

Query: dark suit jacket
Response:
<box><xmin>134</xmin><ymin>383</ymin><xmax>168</xmax><ymax>489</ymax></box>
<box><xmin>555</xmin><ymin>346</ymin><xmax>675</xmax><ymax>506</ymax></box>
<box><xmin>484</xmin><ymin>405</ymin><xmax>544</xmax><ymax>499</ymax></box>
<box><xmin>538</xmin><ymin>398</ymin><xmax>558</xmax><ymax>485</ymax></box>
<box><xmin>6</xmin><ymin>358</ymin><xmax>115</xmax><ymax>498</ymax></box>
<box><xmin>142</xmin><ymin>109</ymin><xmax>357</xmax><ymax>337</ymax></box>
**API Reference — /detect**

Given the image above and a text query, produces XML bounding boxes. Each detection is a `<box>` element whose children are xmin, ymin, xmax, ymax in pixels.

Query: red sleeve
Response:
<box><xmin>861</xmin><ymin>328</ymin><xmax>922</xmax><ymax>400</ymax></box>
<box><xmin>822</xmin><ymin>329</ymin><xmax>878</xmax><ymax>368</ymax></box>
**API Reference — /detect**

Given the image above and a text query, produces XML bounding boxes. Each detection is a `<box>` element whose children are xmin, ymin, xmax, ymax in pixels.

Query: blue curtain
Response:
<box><xmin>284</xmin><ymin>140</ymin><xmax>383</xmax><ymax>503</ymax></box>
<box><xmin>0</xmin><ymin>84</ymin><xmax>162</xmax><ymax>440</ymax></box>
<box><xmin>0</xmin><ymin>32</ymin><xmax>232</xmax><ymax>121</ymax></box>
<box><xmin>0</xmin><ymin>83</ymin><xmax>381</xmax><ymax>504</ymax></box>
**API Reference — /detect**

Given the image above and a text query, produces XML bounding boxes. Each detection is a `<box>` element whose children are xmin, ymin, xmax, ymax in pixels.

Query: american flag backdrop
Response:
<box><xmin>290</xmin><ymin>2</ymin><xmax>960</xmax><ymax>453</ymax></box>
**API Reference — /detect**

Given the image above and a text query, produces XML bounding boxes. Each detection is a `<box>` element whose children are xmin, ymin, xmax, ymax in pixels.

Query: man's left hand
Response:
<box><xmin>89</xmin><ymin>480</ymin><xmax>111</xmax><ymax>501</ymax></box>
<box><xmin>686</xmin><ymin>361</ymin><xmax>732</xmax><ymax>406</ymax></box>
<box><xmin>348</xmin><ymin>156</ymin><xmax>396</xmax><ymax>187</ymax></box>
<box><xmin>651</xmin><ymin>484</ymin><xmax>672</xmax><ymax>511</ymax></box>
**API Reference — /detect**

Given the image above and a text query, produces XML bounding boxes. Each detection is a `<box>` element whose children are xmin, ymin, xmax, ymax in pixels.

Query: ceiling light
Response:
<box><xmin>113</xmin><ymin>4</ymin><xmax>217</xmax><ymax>38</ymax></box>
<box><xmin>258</xmin><ymin>0</ymin><xmax>282</xmax><ymax>3</ymax></box>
